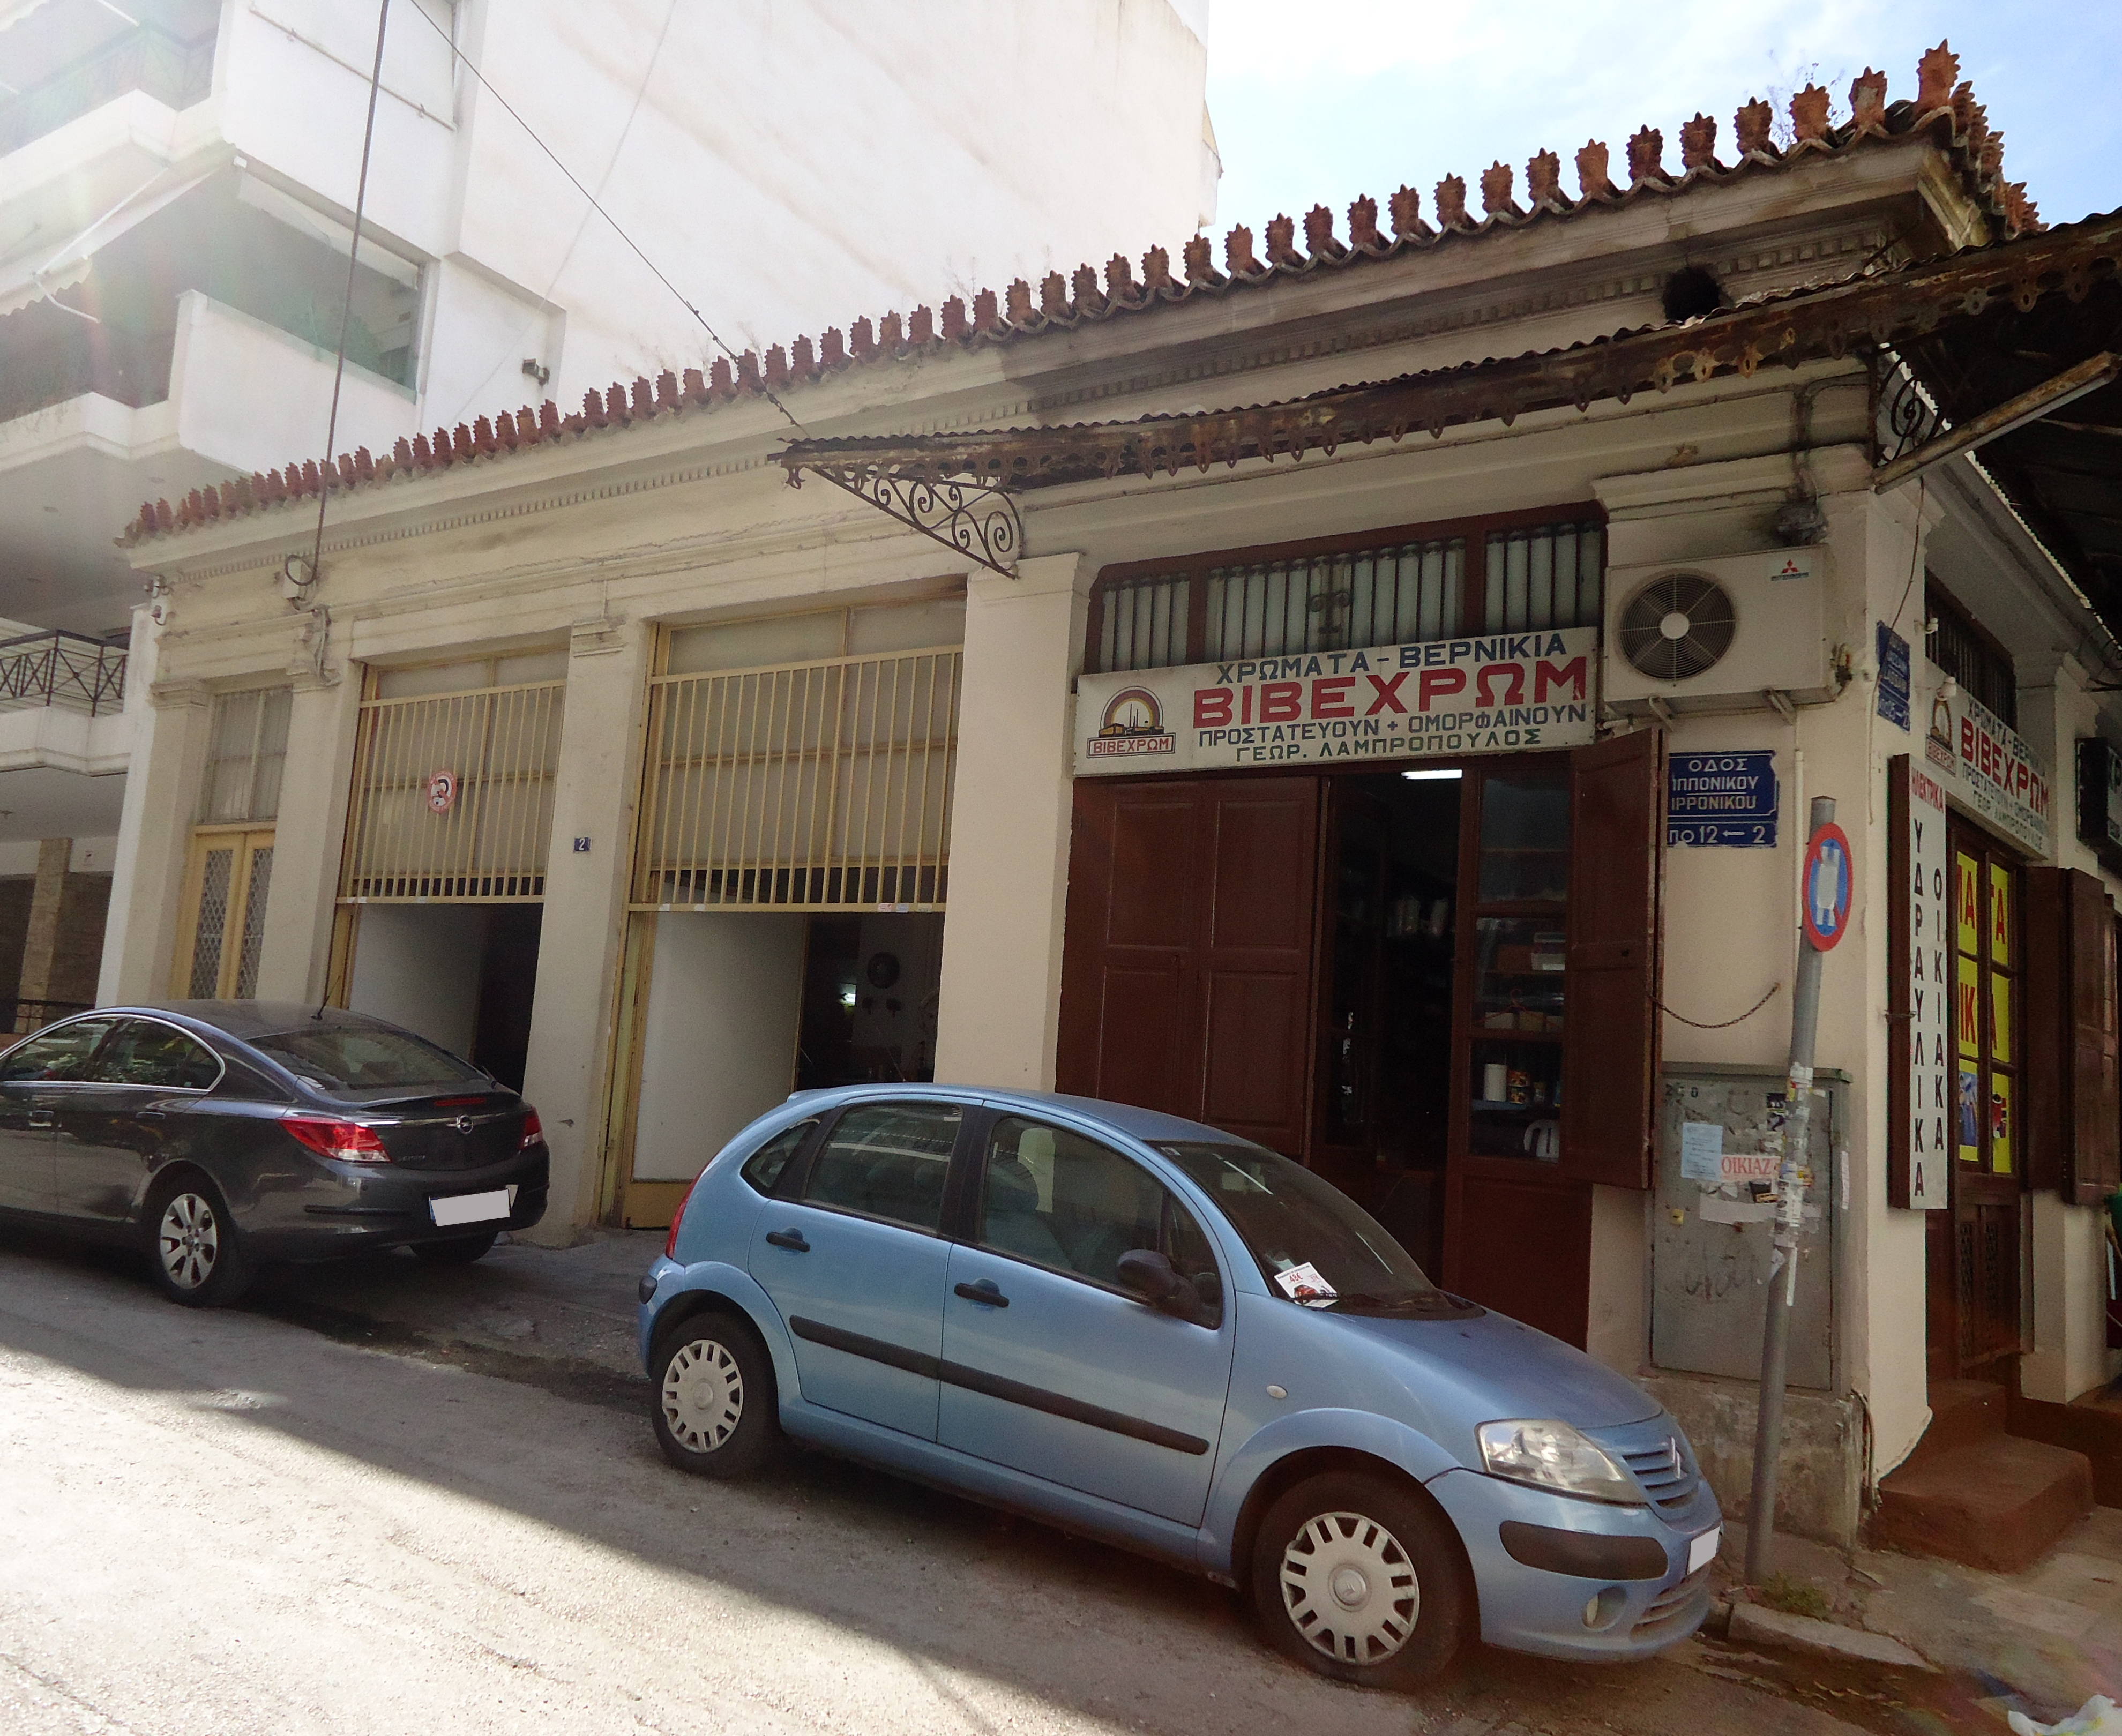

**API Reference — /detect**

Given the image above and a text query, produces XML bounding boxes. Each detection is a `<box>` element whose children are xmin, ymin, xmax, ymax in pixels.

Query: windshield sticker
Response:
<box><xmin>1273</xmin><ymin>1262</ymin><xmax>1338</xmax><ymax>1306</ymax></box>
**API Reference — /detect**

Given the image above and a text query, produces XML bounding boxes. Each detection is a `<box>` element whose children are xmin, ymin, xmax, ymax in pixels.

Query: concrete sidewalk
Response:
<box><xmin>1715</xmin><ymin>1508</ymin><xmax>2122</xmax><ymax>1724</ymax></box>
<box><xmin>241</xmin><ymin>1226</ymin><xmax>659</xmax><ymax>1397</ymax></box>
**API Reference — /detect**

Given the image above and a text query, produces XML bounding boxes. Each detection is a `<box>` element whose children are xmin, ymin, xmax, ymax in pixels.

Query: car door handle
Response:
<box><xmin>954</xmin><ymin>1280</ymin><xmax>1009</xmax><ymax>1307</ymax></box>
<box><xmin>27</xmin><ymin>1111</ymin><xmax>52</xmax><ymax>1128</ymax></box>
<box><xmin>764</xmin><ymin>1229</ymin><xmax>810</xmax><ymax>1253</ymax></box>
<box><xmin>138</xmin><ymin>1110</ymin><xmax>165</xmax><ymax>1123</ymax></box>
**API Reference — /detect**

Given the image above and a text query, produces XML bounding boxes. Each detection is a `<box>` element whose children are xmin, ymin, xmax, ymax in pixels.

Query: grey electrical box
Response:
<box><xmin>1649</xmin><ymin>1064</ymin><xmax>1845</xmax><ymax>1391</ymax></box>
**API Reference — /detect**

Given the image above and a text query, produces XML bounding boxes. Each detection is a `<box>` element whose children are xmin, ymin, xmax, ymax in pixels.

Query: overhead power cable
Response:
<box><xmin>402</xmin><ymin>1</ymin><xmax>804</xmax><ymax>431</ymax></box>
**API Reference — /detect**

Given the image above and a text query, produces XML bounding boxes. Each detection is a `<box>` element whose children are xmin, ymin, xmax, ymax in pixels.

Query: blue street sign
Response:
<box><xmin>1876</xmin><ymin>620</ymin><xmax>1911</xmax><ymax>731</ymax></box>
<box><xmin>1668</xmin><ymin>750</ymin><xmax>1779</xmax><ymax>848</ymax></box>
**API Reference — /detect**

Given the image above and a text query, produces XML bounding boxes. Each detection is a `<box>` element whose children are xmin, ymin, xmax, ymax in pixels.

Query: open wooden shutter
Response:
<box><xmin>1198</xmin><ymin>779</ymin><xmax>1320</xmax><ymax>1154</ymax></box>
<box><xmin>1561</xmin><ymin>729</ymin><xmax>1664</xmax><ymax>1188</ymax></box>
<box><xmin>1057</xmin><ymin>780</ymin><xmax>1204</xmax><ymax>1119</ymax></box>
<box><xmin>2027</xmin><ymin>867</ymin><xmax>2120</xmax><ymax>1204</ymax></box>
<box><xmin>1057</xmin><ymin>776</ymin><xmax>1319</xmax><ymax>1154</ymax></box>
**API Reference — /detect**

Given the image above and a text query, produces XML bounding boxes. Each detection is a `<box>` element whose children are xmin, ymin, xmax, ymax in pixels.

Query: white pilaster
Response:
<box><xmin>933</xmin><ymin>551</ymin><xmax>1093</xmax><ymax>1090</ymax></box>
<box><xmin>518</xmin><ymin>615</ymin><xmax>653</xmax><ymax>1239</ymax></box>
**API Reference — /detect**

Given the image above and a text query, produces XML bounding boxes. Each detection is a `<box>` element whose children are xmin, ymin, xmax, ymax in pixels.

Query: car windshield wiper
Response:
<box><xmin>1322</xmin><ymin>1289</ymin><xmax>1478</xmax><ymax>1317</ymax></box>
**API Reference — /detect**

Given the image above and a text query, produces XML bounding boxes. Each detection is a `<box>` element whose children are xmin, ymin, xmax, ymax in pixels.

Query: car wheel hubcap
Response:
<box><xmin>661</xmin><ymin>1337</ymin><xmax>743</xmax><ymax>1454</ymax></box>
<box><xmin>158</xmin><ymin>1193</ymin><xmax>219</xmax><ymax>1291</ymax></box>
<box><xmin>1280</xmin><ymin>1509</ymin><xmax>1419</xmax><ymax>1664</ymax></box>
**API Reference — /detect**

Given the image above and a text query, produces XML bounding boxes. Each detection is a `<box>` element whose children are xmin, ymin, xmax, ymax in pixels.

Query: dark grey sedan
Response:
<box><xmin>0</xmin><ymin>1002</ymin><xmax>550</xmax><ymax>1305</ymax></box>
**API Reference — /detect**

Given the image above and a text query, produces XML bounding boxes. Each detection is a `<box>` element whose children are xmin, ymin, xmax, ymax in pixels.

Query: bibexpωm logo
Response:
<box><xmin>1086</xmin><ymin>686</ymin><xmax>1175</xmax><ymax>758</ymax></box>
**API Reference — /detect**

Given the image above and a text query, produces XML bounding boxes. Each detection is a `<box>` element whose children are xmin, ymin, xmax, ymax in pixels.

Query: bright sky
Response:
<box><xmin>1204</xmin><ymin>1</ymin><xmax>2121</xmax><ymax>242</ymax></box>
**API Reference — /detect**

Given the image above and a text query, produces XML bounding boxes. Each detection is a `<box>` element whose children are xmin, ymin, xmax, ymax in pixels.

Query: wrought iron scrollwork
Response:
<box><xmin>1874</xmin><ymin>348</ymin><xmax>1948</xmax><ymax>465</ymax></box>
<box><xmin>795</xmin><ymin>464</ymin><xmax>1021</xmax><ymax>578</ymax></box>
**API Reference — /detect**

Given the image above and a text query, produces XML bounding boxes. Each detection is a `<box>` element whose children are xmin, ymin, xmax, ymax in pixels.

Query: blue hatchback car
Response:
<box><xmin>637</xmin><ymin>1086</ymin><xmax>1721</xmax><ymax>1687</ymax></box>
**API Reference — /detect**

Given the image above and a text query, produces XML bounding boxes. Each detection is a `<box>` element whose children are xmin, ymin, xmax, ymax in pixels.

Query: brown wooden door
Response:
<box><xmin>1560</xmin><ymin>728</ymin><xmax>1664</xmax><ymax>1188</ymax></box>
<box><xmin>1057</xmin><ymin>776</ymin><xmax>1319</xmax><ymax>1154</ymax></box>
<box><xmin>1928</xmin><ymin>824</ymin><xmax>2024</xmax><ymax>1379</ymax></box>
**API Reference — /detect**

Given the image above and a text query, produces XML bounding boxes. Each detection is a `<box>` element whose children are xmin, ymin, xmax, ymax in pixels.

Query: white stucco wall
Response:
<box><xmin>632</xmin><ymin>912</ymin><xmax>806</xmax><ymax>1183</ymax></box>
<box><xmin>346</xmin><ymin>902</ymin><xmax>488</xmax><ymax>1058</ymax></box>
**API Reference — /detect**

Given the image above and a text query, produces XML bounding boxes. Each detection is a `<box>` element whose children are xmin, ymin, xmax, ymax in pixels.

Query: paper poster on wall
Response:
<box><xmin>1888</xmin><ymin>755</ymin><xmax>1949</xmax><ymax>1209</ymax></box>
<box><xmin>1074</xmin><ymin>626</ymin><xmax>1598</xmax><ymax>776</ymax></box>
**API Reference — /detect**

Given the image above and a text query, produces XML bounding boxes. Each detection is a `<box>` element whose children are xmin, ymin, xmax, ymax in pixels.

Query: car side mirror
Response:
<box><xmin>1116</xmin><ymin>1248</ymin><xmax>1204</xmax><ymax>1321</ymax></box>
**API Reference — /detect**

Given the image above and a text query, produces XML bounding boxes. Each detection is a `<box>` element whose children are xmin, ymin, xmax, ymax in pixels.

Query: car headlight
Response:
<box><xmin>1476</xmin><ymin>1419</ymin><xmax>1642</xmax><ymax>1505</ymax></box>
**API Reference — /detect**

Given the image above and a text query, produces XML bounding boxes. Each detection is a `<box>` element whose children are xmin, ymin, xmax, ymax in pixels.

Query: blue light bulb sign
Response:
<box><xmin>1802</xmin><ymin>820</ymin><xmax>1854</xmax><ymax>951</ymax></box>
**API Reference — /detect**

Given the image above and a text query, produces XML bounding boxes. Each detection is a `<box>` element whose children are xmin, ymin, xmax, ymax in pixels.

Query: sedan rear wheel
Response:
<box><xmin>148</xmin><ymin>1178</ymin><xmax>252</xmax><ymax>1307</ymax></box>
<box><xmin>650</xmin><ymin>1315</ymin><xmax>776</xmax><ymax>1479</ymax></box>
<box><xmin>1251</xmin><ymin>1472</ymin><xmax>1467</xmax><ymax>1688</ymax></box>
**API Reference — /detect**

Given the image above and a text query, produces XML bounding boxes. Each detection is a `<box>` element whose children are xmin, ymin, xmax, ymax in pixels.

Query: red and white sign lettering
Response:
<box><xmin>1078</xmin><ymin>626</ymin><xmax>1598</xmax><ymax>776</ymax></box>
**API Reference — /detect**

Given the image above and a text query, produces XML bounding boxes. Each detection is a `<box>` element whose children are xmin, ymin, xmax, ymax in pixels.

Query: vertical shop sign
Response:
<box><xmin>1889</xmin><ymin>755</ymin><xmax>1949</xmax><ymax>1209</ymax></box>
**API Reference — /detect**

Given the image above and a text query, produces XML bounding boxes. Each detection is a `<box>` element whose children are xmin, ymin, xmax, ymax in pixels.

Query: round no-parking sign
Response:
<box><xmin>1802</xmin><ymin>821</ymin><xmax>1854</xmax><ymax>951</ymax></box>
<box><xmin>427</xmin><ymin>768</ymin><xmax>459</xmax><ymax>814</ymax></box>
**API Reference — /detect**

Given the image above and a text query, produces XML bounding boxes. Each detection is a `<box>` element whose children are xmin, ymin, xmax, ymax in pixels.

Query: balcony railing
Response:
<box><xmin>0</xmin><ymin>632</ymin><xmax>128</xmax><ymax>716</ymax></box>
<box><xmin>0</xmin><ymin>25</ymin><xmax>216</xmax><ymax>158</ymax></box>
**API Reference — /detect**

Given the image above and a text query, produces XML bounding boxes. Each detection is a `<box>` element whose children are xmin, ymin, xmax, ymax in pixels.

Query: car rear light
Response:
<box><xmin>519</xmin><ymin>1110</ymin><xmax>543</xmax><ymax>1151</ymax></box>
<box><xmin>664</xmin><ymin>1170</ymin><xmax>703</xmax><ymax>1259</ymax></box>
<box><xmin>282</xmin><ymin>1115</ymin><xmax>390</xmax><ymax>1163</ymax></box>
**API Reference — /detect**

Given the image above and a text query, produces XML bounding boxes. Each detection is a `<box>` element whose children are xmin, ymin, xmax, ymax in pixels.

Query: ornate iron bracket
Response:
<box><xmin>788</xmin><ymin>462</ymin><xmax>1021</xmax><ymax>578</ymax></box>
<box><xmin>1873</xmin><ymin>348</ymin><xmax>1947</xmax><ymax>467</ymax></box>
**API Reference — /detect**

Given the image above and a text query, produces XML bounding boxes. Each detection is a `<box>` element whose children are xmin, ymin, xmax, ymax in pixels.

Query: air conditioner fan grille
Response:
<box><xmin>1618</xmin><ymin>574</ymin><xmax>1737</xmax><ymax>682</ymax></box>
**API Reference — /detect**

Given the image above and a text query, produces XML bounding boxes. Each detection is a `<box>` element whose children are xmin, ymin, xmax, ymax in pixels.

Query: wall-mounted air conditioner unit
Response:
<box><xmin>1602</xmin><ymin>547</ymin><xmax>1835</xmax><ymax>713</ymax></box>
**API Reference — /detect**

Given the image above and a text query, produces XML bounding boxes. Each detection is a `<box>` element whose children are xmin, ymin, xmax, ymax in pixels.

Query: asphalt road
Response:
<box><xmin>0</xmin><ymin>1229</ymin><xmax>1919</xmax><ymax>1736</ymax></box>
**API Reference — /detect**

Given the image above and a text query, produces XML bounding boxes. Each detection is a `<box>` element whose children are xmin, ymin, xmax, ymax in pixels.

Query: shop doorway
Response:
<box><xmin>1057</xmin><ymin>735</ymin><xmax>1661</xmax><ymax>1349</ymax></box>
<box><xmin>343</xmin><ymin>904</ymin><xmax>543</xmax><ymax>1090</ymax></box>
<box><xmin>795</xmin><ymin>912</ymin><xmax>944</xmax><ymax>1089</ymax></box>
<box><xmin>1313</xmin><ymin>771</ymin><xmax>1463</xmax><ymax>1273</ymax></box>
<box><xmin>1927</xmin><ymin>821</ymin><xmax>2026</xmax><ymax>1380</ymax></box>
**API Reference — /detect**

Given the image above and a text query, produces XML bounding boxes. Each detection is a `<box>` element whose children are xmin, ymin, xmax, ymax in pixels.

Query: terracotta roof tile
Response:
<box><xmin>123</xmin><ymin>43</ymin><xmax>2038</xmax><ymax>545</ymax></box>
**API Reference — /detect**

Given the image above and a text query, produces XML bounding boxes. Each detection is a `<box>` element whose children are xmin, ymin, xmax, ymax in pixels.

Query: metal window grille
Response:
<box><xmin>339</xmin><ymin>679</ymin><xmax>565</xmax><ymax>902</ymax></box>
<box><xmin>1925</xmin><ymin>583</ymin><xmax>2016</xmax><ymax>728</ymax></box>
<box><xmin>1483</xmin><ymin>522</ymin><xmax>1604</xmax><ymax>634</ymax></box>
<box><xmin>633</xmin><ymin>648</ymin><xmax>960</xmax><ymax>911</ymax></box>
<box><xmin>203</xmin><ymin>688</ymin><xmax>293</xmax><ymax>824</ymax></box>
<box><xmin>189</xmin><ymin>847</ymin><xmax>234</xmax><ymax>997</ymax></box>
<box><xmin>1207</xmin><ymin>539</ymin><xmax>1463</xmax><ymax>662</ymax></box>
<box><xmin>235</xmin><ymin>844</ymin><xmax>273</xmax><ymax>996</ymax></box>
<box><xmin>1094</xmin><ymin>538</ymin><xmax>1466</xmax><ymax>674</ymax></box>
<box><xmin>1097</xmin><ymin>576</ymin><xmax>1192</xmax><ymax>674</ymax></box>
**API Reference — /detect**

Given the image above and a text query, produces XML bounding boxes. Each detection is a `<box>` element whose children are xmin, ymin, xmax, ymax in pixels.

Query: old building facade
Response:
<box><xmin>108</xmin><ymin>47</ymin><xmax>2122</xmax><ymax>1560</ymax></box>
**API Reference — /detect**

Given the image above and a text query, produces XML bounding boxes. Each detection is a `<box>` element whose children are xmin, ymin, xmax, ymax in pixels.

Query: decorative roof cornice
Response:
<box><xmin>123</xmin><ymin>43</ymin><xmax>2031</xmax><ymax>547</ymax></box>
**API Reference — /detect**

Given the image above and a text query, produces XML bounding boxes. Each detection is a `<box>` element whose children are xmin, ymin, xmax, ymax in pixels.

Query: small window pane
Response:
<box><xmin>92</xmin><ymin>1021</ymin><xmax>220</xmax><ymax>1089</ymax></box>
<box><xmin>740</xmin><ymin>1121</ymin><xmax>814</xmax><ymax>1195</ymax></box>
<box><xmin>803</xmin><ymin>1102</ymin><xmax>959</xmax><ymax>1231</ymax></box>
<box><xmin>980</xmin><ymin>1117</ymin><xmax>1221</xmax><ymax>1322</ymax></box>
<box><xmin>1477</xmin><ymin>772</ymin><xmax>1571</xmax><ymax>903</ymax></box>
<box><xmin>0</xmin><ymin>1017</ymin><xmax>119</xmax><ymax>1083</ymax></box>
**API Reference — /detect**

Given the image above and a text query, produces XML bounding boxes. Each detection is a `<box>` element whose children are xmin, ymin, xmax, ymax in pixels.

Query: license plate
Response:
<box><xmin>429</xmin><ymin>1186</ymin><xmax>514</xmax><ymax>1228</ymax></box>
<box><xmin>1687</xmin><ymin>1525</ymin><xmax>1722</xmax><ymax>1574</ymax></box>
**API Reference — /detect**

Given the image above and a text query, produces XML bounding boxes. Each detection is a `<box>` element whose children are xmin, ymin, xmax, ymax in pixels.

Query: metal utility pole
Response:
<box><xmin>1746</xmin><ymin>794</ymin><xmax>1843</xmax><ymax>1585</ymax></box>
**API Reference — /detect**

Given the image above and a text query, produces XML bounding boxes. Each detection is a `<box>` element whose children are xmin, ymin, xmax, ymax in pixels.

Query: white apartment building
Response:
<box><xmin>0</xmin><ymin>0</ymin><xmax>1217</xmax><ymax>1015</ymax></box>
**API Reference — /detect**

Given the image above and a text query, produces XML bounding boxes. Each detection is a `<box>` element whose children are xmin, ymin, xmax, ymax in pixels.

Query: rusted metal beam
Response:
<box><xmin>776</xmin><ymin>211</ymin><xmax>2122</xmax><ymax>494</ymax></box>
<box><xmin>1870</xmin><ymin>351</ymin><xmax>2122</xmax><ymax>491</ymax></box>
